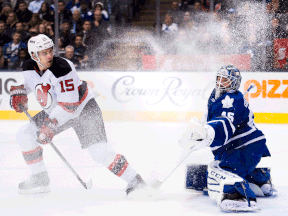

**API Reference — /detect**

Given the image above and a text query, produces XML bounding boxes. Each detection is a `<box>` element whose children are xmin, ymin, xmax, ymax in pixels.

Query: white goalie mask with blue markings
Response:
<box><xmin>215</xmin><ymin>65</ymin><xmax>242</xmax><ymax>99</ymax></box>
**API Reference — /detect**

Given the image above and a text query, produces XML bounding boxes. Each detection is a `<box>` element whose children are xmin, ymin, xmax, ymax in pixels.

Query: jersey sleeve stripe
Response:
<box><xmin>222</xmin><ymin>116</ymin><xmax>236</xmax><ymax>133</ymax></box>
<box><xmin>226</xmin><ymin>128</ymin><xmax>257</xmax><ymax>145</ymax></box>
<box><xmin>235</xmin><ymin>135</ymin><xmax>266</xmax><ymax>150</ymax></box>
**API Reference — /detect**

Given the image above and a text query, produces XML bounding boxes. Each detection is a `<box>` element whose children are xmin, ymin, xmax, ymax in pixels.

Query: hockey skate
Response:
<box><xmin>219</xmin><ymin>192</ymin><xmax>260</xmax><ymax>212</ymax></box>
<box><xmin>18</xmin><ymin>171</ymin><xmax>51</xmax><ymax>194</ymax></box>
<box><xmin>125</xmin><ymin>174</ymin><xmax>147</xmax><ymax>195</ymax></box>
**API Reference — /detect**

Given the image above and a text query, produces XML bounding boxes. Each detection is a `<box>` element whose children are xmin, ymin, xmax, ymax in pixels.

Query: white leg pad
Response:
<box><xmin>207</xmin><ymin>161</ymin><xmax>260</xmax><ymax>212</ymax></box>
<box><xmin>207</xmin><ymin>161</ymin><xmax>244</xmax><ymax>205</ymax></box>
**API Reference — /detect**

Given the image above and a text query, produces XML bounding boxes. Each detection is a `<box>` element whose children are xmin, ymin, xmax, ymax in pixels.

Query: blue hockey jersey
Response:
<box><xmin>206</xmin><ymin>89</ymin><xmax>271</xmax><ymax>160</ymax></box>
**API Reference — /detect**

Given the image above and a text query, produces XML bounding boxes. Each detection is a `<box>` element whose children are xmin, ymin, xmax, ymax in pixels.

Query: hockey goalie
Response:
<box><xmin>179</xmin><ymin>65</ymin><xmax>275</xmax><ymax>212</ymax></box>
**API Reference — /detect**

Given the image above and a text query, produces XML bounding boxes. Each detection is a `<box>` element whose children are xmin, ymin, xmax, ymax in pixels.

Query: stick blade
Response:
<box><xmin>85</xmin><ymin>179</ymin><xmax>93</xmax><ymax>190</ymax></box>
<box><xmin>149</xmin><ymin>179</ymin><xmax>163</xmax><ymax>189</ymax></box>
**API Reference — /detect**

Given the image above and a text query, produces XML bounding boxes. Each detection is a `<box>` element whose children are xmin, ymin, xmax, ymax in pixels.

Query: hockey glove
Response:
<box><xmin>37</xmin><ymin>118</ymin><xmax>58</xmax><ymax>144</ymax></box>
<box><xmin>179</xmin><ymin>117</ymin><xmax>215</xmax><ymax>151</ymax></box>
<box><xmin>10</xmin><ymin>85</ymin><xmax>28</xmax><ymax>113</ymax></box>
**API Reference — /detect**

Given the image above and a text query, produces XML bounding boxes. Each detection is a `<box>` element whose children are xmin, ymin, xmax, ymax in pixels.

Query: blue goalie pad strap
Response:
<box><xmin>223</xmin><ymin>181</ymin><xmax>256</xmax><ymax>207</ymax></box>
<box><xmin>245</xmin><ymin>168</ymin><xmax>271</xmax><ymax>186</ymax></box>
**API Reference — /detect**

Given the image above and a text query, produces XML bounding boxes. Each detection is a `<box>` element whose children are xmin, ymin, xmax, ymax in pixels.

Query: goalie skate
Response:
<box><xmin>18</xmin><ymin>172</ymin><xmax>51</xmax><ymax>194</ymax></box>
<box><xmin>220</xmin><ymin>198</ymin><xmax>260</xmax><ymax>212</ymax></box>
<box><xmin>126</xmin><ymin>174</ymin><xmax>147</xmax><ymax>195</ymax></box>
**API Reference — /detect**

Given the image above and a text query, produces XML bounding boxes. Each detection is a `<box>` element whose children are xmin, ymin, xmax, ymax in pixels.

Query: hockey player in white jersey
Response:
<box><xmin>179</xmin><ymin>65</ymin><xmax>274</xmax><ymax>212</ymax></box>
<box><xmin>10</xmin><ymin>34</ymin><xmax>146</xmax><ymax>194</ymax></box>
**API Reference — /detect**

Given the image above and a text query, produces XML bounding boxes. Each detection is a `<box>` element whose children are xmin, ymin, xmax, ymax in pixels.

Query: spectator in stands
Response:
<box><xmin>28</xmin><ymin>0</ymin><xmax>44</xmax><ymax>13</ymax></box>
<box><xmin>6</xmin><ymin>12</ymin><xmax>19</xmax><ymax>38</ymax></box>
<box><xmin>11</xmin><ymin>47</ymin><xmax>29</xmax><ymax>70</ymax></box>
<box><xmin>16</xmin><ymin>1</ymin><xmax>33</xmax><ymax>26</ymax></box>
<box><xmin>64</xmin><ymin>45</ymin><xmax>80</xmax><ymax>69</ymax></box>
<box><xmin>161</xmin><ymin>13</ymin><xmax>178</xmax><ymax>34</ymax></box>
<box><xmin>73</xmin><ymin>34</ymin><xmax>87</xmax><ymax>60</ymax></box>
<box><xmin>92</xmin><ymin>8</ymin><xmax>109</xmax><ymax>38</ymax></box>
<box><xmin>190</xmin><ymin>0</ymin><xmax>207</xmax><ymax>24</ymax></box>
<box><xmin>58</xmin><ymin>37</ymin><xmax>66</xmax><ymax>57</ymax></box>
<box><xmin>3</xmin><ymin>31</ymin><xmax>27</xmax><ymax>69</ymax></box>
<box><xmin>59</xmin><ymin>20</ymin><xmax>75</xmax><ymax>47</ymax></box>
<box><xmin>79</xmin><ymin>0</ymin><xmax>93</xmax><ymax>21</ymax></box>
<box><xmin>41</xmin><ymin>19</ymin><xmax>54</xmax><ymax>39</ymax></box>
<box><xmin>38</xmin><ymin>23</ymin><xmax>54</xmax><ymax>40</ymax></box>
<box><xmin>27</xmin><ymin>13</ymin><xmax>41</xmax><ymax>33</ymax></box>
<box><xmin>269</xmin><ymin>17</ymin><xmax>287</xmax><ymax>39</ymax></box>
<box><xmin>58</xmin><ymin>0</ymin><xmax>72</xmax><ymax>26</ymax></box>
<box><xmin>0</xmin><ymin>3</ymin><xmax>12</xmax><ymax>23</ymax></box>
<box><xmin>38</xmin><ymin>2</ymin><xmax>54</xmax><ymax>21</ymax></box>
<box><xmin>167</xmin><ymin>1</ymin><xmax>183</xmax><ymax>25</ymax></box>
<box><xmin>179</xmin><ymin>11</ymin><xmax>196</xmax><ymax>32</ymax></box>
<box><xmin>66</xmin><ymin>0</ymin><xmax>81</xmax><ymax>12</ymax></box>
<box><xmin>0</xmin><ymin>21</ymin><xmax>11</xmax><ymax>46</ymax></box>
<box><xmin>15</xmin><ymin>22</ymin><xmax>29</xmax><ymax>43</ymax></box>
<box><xmin>267</xmin><ymin>0</ymin><xmax>279</xmax><ymax>14</ymax></box>
<box><xmin>81</xmin><ymin>19</ymin><xmax>94</xmax><ymax>46</ymax></box>
<box><xmin>94</xmin><ymin>2</ymin><xmax>109</xmax><ymax>21</ymax></box>
<box><xmin>0</xmin><ymin>46</ymin><xmax>8</xmax><ymax>69</ymax></box>
<box><xmin>71</xmin><ymin>9</ymin><xmax>83</xmax><ymax>34</ymax></box>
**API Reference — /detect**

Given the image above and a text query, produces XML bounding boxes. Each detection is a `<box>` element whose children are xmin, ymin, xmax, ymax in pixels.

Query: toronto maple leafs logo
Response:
<box><xmin>221</xmin><ymin>95</ymin><xmax>234</xmax><ymax>108</ymax></box>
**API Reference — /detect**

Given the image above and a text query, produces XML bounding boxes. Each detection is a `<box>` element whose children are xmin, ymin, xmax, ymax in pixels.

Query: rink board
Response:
<box><xmin>0</xmin><ymin>71</ymin><xmax>287</xmax><ymax>123</ymax></box>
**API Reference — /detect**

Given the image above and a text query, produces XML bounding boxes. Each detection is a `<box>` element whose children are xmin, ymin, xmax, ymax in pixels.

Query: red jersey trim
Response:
<box><xmin>58</xmin><ymin>85</ymin><xmax>89</xmax><ymax>114</ymax></box>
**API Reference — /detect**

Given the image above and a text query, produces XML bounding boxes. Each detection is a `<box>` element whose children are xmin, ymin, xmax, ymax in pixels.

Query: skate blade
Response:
<box><xmin>18</xmin><ymin>186</ymin><xmax>51</xmax><ymax>194</ymax></box>
<box><xmin>85</xmin><ymin>179</ymin><xmax>93</xmax><ymax>190</ymax></box>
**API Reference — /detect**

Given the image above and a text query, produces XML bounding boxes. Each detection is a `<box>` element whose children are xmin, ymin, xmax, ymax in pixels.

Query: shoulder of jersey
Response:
<box><xmin>49</xmin><ymin>57</ymin><xmax>73</xmax><ymax>78</ymax></box>
<box><xmin>22</xmin><ymin>59</ymin><xmax>37</xmax><ymax>71</ymax></box>
<box><xmin>226</xmin><ymin>91</ymin><xmax>245</xmax><ymax>107</ymax></box>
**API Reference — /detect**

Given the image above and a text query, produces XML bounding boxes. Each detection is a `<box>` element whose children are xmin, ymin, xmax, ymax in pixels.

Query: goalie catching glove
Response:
<box><xmin>179</xmin><ymin>117</ymin><xmax>215</xmax><ymax>151</ymax></box>
<box><xmin>10</xmin><ymin>85</ymin><xmax>28</xmax><ymax>113</ymax></box>
<box><xmin>37</xmin><ymin>118</ymin><xmax>58</xmax><ymax>144</ymax></box>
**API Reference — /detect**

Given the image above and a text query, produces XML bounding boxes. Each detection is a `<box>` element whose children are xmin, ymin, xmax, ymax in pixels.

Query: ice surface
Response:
<box><xmin>0</xmin><ymin>121</ymin><xmax>287</xmax><ymax>216</ymax></box>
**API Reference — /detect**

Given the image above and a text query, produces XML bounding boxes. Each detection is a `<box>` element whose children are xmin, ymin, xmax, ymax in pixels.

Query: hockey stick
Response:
<box><xmin>149</xmin><ymin>83</ymin><xmax>256</xmax><ymax>189</ymax></box>
<box><xmin>19</xmin><ymin>104</ymin><xmax>92</xmax><ymax>190</ymax></box>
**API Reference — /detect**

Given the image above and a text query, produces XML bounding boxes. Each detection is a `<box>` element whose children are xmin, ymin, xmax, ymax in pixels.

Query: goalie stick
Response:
<box><xmin>149</xmin><ymin>83</ymin><xmax>255</xmax><ymax>189</ymax></box>
<box><xmin>19</xmin><ymin>104</ymin><xmax>92</xmax><ymax>190</ymax></box>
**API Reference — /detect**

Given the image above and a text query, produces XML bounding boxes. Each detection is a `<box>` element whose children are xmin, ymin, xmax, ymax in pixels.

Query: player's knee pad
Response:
<box><xmin>246</xmin><ymin>168</ymin><xmax>274</xmax><ymax>197</ymax></box>
<box><xmin>207</xmin><ymin>161</ymin><xmax>256</xmax><ymax>206</ymax></box>
<box><xmin>16</xmin><ymin>122</ymin><xmax>39</xmax><ymax>151</ymax></box>
<box><xmin>87</xmin><ymin>142</ymin><xmax>116</xmax><ymax>166</ymax></box>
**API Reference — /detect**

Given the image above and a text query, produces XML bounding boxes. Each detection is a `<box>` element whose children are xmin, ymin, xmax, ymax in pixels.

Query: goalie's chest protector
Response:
<box><xmin>22</xmin><ymin>57</ymin><xmax>84</xmax><ymax>115</ymax></box>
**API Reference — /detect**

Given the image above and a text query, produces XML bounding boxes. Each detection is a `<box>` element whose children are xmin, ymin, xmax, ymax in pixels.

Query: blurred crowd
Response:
<box><xmin>0</xmin><ymin>0</ymin><xmax>137</xmax><ymax>70</ymax></box>
<box><xmin>0</xmin><ymin>0</ymin><xmax>288</xmax><ymax>71</ymax></box>
<box><xmin>157</xmin><ymin>0</ymin><xmax>288</xmax><ymax>71</ymax></box>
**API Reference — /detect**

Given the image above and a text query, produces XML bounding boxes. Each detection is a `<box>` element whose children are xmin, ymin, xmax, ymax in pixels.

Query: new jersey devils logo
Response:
<box><xmin>35</xmin><ymin>83</ymin><xmax>52</xmax><ymax>109</ymax></box>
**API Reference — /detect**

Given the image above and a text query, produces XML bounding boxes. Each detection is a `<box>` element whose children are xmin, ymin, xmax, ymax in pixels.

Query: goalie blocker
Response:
<box><xmin>185</xmin><ymin>164</ymin><xmax>274</xmax><ymax>198</ymax></box>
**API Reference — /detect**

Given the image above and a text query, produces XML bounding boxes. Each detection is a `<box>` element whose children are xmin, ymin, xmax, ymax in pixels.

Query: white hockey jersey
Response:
<box><xmin>22</xmin><ymin>57</ymin><xmax>94</xmax><ymax>126</ymax></box>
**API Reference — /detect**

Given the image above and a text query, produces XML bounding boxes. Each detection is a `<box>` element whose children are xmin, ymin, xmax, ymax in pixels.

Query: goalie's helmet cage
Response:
<box><xmin>28</xmin><ymin>34</ymin><xmax>54</xmax><ymax>64</ymax></box>
<box><xmin>215</xmin><ymin>65</ymin><xmax>242</xmax><ymax>98</ymax></box>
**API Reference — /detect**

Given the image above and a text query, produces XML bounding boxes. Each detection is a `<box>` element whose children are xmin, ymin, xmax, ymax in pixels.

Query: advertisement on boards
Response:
<box><xmin>0</xmin><ymin>72</ymin><xmax>287</xmax><ymax>123</ymax></box>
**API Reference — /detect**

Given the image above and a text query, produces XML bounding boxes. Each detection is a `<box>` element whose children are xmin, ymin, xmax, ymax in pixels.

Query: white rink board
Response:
<box><xmin>0</xmin><ymin>71</ymin><xmax>287</xmax><ymax>122</ymax></box>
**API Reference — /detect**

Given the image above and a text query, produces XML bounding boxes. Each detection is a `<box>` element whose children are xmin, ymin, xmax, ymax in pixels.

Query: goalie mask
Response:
<box><xmin>28</xmin><ymin>34</ymin><xmax>54</xmax><ymax>64</ymax></box>
<box><xmin>215</xmin><ymin>65</ymin><xmax>242</xmax><ymax>99</ymax></box>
